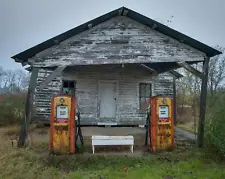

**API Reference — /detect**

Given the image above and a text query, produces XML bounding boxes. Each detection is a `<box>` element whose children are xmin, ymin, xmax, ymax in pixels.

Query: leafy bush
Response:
<box><xmin>0</xmin><ymin>93</ymin><xmax>26</xmax><ymax>126</ymax></box>
<box><xmin>205</xmin><ymin>91</ymin><xmax>225</xmax><ymax>157</ymax></box>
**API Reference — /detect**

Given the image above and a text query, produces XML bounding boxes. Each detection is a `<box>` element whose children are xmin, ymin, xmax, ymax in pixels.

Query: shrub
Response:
<box><xmin>205</xmin><ymin>91</ymin><xmax>225</xmax><ymax>157</ymax></box>
<box><xmin>0</xmin><ymin>93</ymin><xmax>26</xmax><ymax>126</ymax></box>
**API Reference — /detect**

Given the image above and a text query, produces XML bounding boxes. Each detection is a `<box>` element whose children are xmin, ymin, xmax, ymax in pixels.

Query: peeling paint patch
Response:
<box><xmin>29</xmin><ymin>16</ymin><xmax>205</xmax><ymax>67</ymax></box>
<box><xmin>33</xmin><ymin>65</ymin><xmax>173</xmax><ymax>125</ymax></box>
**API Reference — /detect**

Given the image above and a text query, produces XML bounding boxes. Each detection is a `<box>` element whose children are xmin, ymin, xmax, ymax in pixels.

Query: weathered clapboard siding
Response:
<box><xmin>32</xmin><ymin>65</ymin><xmax>174</xmax><ymax>125</ymax></box>
<box><xmin>28</xmin><ymin>16</ymin><xmax>205</xmax><ymax>67</ymax></box>
<box><xmin>64</xmin><ymin>65</ymin><xmax>152</xmax><ymax>124</ymax></box>
<box><xmin>153</xmin><ymin>73</ymin><xmax>174</xmax><ymax>96</ymax></box>
<box><xmin>33</xmin><ymin>68</ymin><xmax>61</xmax><ymax>122</ymax></box>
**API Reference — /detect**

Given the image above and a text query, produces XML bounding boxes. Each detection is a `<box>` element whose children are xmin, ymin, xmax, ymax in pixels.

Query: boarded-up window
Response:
<box><xmin>62</xmin><ymin>80</ymin><xmax>76</xmax><ymax>96</ymax></box>
<box><xmin>139</xmin><ymin>83</ymin><xmax>152</xmax><ymax>112</ymax></box>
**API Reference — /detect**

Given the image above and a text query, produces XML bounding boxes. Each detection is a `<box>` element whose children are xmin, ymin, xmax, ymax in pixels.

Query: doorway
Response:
<box><xmin>99</xmin><ymin>81</ymin><xmax>117</xmax><ymax>118</ymax></box>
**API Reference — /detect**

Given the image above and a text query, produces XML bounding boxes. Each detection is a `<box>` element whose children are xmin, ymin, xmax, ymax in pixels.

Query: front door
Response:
<box><xmin>99</xmin><ymin>81</ymin><xmax>116</xmax><ymax>118</ymax></box>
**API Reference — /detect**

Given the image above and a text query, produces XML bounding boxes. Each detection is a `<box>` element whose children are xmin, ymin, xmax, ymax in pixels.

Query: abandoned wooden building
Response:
<box><xmin>11</xmin><ymin>7</ymin><xmax>221</xmax><ymax>127</ymax></box>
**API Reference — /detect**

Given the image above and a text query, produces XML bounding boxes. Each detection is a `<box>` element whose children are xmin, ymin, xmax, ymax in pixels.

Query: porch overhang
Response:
<box><xmin>26</xmin><ymin>61</ymin><xmax>184</xmax><ymax>79</ymax></box>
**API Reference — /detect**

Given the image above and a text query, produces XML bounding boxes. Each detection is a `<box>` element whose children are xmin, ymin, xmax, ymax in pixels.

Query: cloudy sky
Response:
<box><xmin>0</xmin><ymin>0</ymin><xmax>224</xmax><ymax>70</ymax></box>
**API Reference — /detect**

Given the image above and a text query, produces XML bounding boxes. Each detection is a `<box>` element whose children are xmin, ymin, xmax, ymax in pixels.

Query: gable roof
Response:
<box><xmin>11</xmin><ymin>6</ymin><xmax>222</xmax><ymax>64</ymax></box>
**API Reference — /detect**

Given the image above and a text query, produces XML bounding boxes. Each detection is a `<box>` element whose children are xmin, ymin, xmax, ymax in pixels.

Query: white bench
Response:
<box><xmin>91</xmin><ymin>135</ymin><xmax>134</xmax><ymax>154</ymax></box>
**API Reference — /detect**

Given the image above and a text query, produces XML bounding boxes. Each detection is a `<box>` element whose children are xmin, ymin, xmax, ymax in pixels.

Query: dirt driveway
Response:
<box><xmin>0</xmin><ymin>126</ymin><xmax>195</xmax><ymax>154</ymax></box>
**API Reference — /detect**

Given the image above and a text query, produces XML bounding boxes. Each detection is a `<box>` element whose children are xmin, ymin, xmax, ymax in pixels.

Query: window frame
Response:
<box><xmin>139</xmin><ymin>83</ymin><xmax>152</xmax><ymax>113</ymax></box>
<box><xmin>61</xmin><ymin>80</ymin><xmax>76</xmax><ymax>96</ymax></box>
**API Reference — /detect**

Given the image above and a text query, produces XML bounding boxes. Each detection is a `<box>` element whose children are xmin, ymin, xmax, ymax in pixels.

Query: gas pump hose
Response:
<box><xmin>75</xmin><ymin>107</ymin><xmax>84</xmax><ymax>152</ymax></box>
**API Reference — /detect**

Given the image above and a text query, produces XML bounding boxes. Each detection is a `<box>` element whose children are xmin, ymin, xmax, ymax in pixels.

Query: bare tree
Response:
<box><xmin>0</xmin><ymin>66</ymin><xmax>29</xmax><ymax>93</ymax></box>
<box><xmin>14</xmin><ymin>69</ymin><xmax>29</xmax><ymax>92</ymax></box>
<box><xmin>177</xmin><ymin>45</ymin><xmax>225</xmax><ymax>100</ymax></box>
<box><xmin>208</xmin><ymin>45</ymin><xmax>225</xmax><ymax>96</ymax></box>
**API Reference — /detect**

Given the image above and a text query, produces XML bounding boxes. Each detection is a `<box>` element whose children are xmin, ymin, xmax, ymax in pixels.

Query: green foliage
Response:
<box><xmin>1</xmin><ymin>148</ymin><xmax>225</xmax><ymax>179</ymax></box>
<box><xmin>205</xmin><ymin>90</ymin><xmax>225</xmax><ymax>157</ymax></box>
<box><xmin>1</xmin><ymin>126</ymin><xmax>225</xmax><ymax>179</ymax></box>
<box><xmin>0</xmin><ymin>93</ymin><xmax>26</xmax><ymax>126</ymax></box>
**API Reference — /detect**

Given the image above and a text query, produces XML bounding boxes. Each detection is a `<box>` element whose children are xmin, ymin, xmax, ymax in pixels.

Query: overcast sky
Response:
<box><xmin>0</xmin><ymin>0</ymin><xmax>224</xmax><ymax>70</ymax></box>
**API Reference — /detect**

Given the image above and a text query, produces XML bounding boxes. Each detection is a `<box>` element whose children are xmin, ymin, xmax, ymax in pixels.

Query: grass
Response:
<box><xmin>0</xmin><ymin>126</ymin><xmax>225</xmax><ymax>179</ymax></box>
<box><xmin>1</xmin><ymin>148</ymin><xmax>225</xmax><ymax>179</ymax></box>
<box><xmin>1</xmin><ymin>125</ymin><xmax>21</xmax><ymax>137</ymax></box>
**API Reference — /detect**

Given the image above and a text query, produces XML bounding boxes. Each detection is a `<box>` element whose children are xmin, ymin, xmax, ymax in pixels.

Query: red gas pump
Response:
<box><xmin>147</xmin><ymin>96</ymin><xmax>175</xmax><ymax>152</ymax></box>
<box><xmin>49</xmin><ymin>94</ymin><xmax>76</xmax><ymax>154</ymax></box>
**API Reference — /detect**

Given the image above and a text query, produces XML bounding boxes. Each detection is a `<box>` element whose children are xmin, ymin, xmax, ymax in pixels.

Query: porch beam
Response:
<box><xmin>18</xmin><ymin>68</ymin><xmax>39</xmax><ymax>147</ymax></box>
<box><xmin>140</xmin><ymin>64</ymin><xmax>158</xmax><ymax>75</ymax></box>
<box><xmin>197</xmin><ymin>57</ymin><xmax>210</xmax><ymax>148</ymax></box>
<box><xmin>169</xmin><ymin>70</ymin><xmax>183</xmax><ymax>79</ymax></box>
<box><xmin>177</xmin><ymin>62</ymin><xmax>203</xmax><ymax>79</ymax></box>
<box><xmin>30</xmin><ymin>56</ymin><xmax>205</xmax><ymax>68</ymax></box>
<box><xmin>39</xmin><ymin>65</ymin><xmax>66</xmax><ymax>91</ymax></box>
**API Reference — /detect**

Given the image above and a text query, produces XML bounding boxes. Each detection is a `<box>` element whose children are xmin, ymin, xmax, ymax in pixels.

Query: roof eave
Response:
<box><xmin>123</xmin><ymin>7</ymin><xmax>222</xmax><ymax>58</ymax></box>
<box><xmin>11</xmin><ymin>6</ymin><xmax>124</xmax><ymax>62</ymax></box>
<box><xmin>11</xmin><ymin>6</ymin><xmax>222</xmax><ymax>62</ymax></box>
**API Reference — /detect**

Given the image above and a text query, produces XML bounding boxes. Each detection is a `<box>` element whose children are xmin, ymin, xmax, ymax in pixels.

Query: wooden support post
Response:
<box><xmin>18</xmin><ymin>68</ymin><xmax>39</xmax><ymax>147</ymax></box>
<box><xmin>173</xmin><ymin>77</ymin><xmax>177</xmax><ymax>126</ymax></box>
<box><xmin>197</xmin><ymin>57</ymin><xmax>210</xmax><ymax>148</ymax></box>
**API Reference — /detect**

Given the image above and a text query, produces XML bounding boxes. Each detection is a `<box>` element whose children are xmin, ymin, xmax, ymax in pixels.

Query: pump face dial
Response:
<box><xmin>59</xmin><ymin>98</ymin><xmax>65</xmax><ymax>103</ymax></box>
<box><xmin>162</xmin><ymin>98</ymin><xmax>166</xmax><ymax>104</ymax></box>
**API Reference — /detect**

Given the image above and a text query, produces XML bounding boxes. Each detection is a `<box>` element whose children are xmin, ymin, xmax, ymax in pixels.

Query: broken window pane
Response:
<box><xmin>62</xmin><ymin>80</ymin><xmax>76</xmax><ymax>96</ymax></box>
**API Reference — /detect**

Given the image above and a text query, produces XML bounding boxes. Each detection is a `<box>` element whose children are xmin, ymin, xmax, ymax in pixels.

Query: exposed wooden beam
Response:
<box><xmin>18</xmin><ymin>68</ymin><xmax>39</xmax><ymax>147</ymax></box>
<box><xmin>39</xmin><ymin>66</ymin><xmax>66</xmax><ymax>91</ymax></box>
<box><xmin>177</xmin><ymin>62</ymin><xmax>203</xmax><ymax>79</ymax></box>
<box><xmin>169</xmin><ymin>70</ymin><xmax>183</xmax><ymax>79</ymax></box>
<box><xmin>197</xmin><ymin>57</ymin><xmax>210</xmax><ymax>148</ymax></box>
<box><xmin>122</xmin><ymin>10</ymin><xmax>128</xmax><ymax>16</ymax></box>
<box><xmin>30</xmin><ymin>56</ymin><xmax>205</xmax><ymax>67</ymax></box>
<box><xmin>140</xmin><ymin>64</ymin><xmax>158</xmax><ymax>75</ymax></box>
<box><xmin>152</xmin><ymin>24</ymin><xmax>157</xmax><ymax>30</ymax></box>
<box><xmin>118</xmin><ymin>8</ymin><xmax>123</xmax><ymax>16</ymax></box>
<box><xmin>88</xmin><ymin>23</ymin><xmax>92</xmax><ymax>29</ymax></box>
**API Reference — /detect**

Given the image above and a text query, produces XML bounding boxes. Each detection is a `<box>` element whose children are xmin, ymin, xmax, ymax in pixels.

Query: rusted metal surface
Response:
<box><xmin>50</xmin><ymin>95</ymin><xmax>76</xmax><ymax>154</ymax></box>
<box><xmin>148</xmin><ymin>96</ymin><xmax>174</xmax><ymax>152</ymax></box>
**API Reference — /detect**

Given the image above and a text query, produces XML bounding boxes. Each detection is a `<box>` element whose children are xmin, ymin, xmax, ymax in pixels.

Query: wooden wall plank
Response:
<box><xmin>29</xmin><ymin>16</ymin><xmax>205</xmax><ymax>67</ymax></box>
<box><xmin>32</xmin><ymin>65</ymin><xmax>174</xmax><ymax>125</ymax></box>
